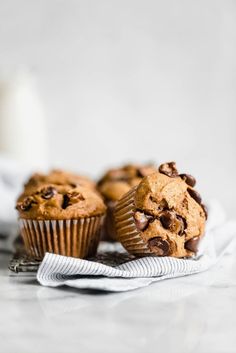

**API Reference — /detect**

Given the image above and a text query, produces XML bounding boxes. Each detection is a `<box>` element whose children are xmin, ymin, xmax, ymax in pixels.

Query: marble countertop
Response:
<box><xmin>0</xmin><ymin>252</ymin><xmax>236</xmax><ymax>353</ymax></box>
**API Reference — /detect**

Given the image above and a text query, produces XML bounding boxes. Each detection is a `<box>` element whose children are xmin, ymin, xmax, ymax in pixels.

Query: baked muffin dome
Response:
<box><xmin>97</xmin><ymin>163</ymin><xmax>157</xmax><ymax>202</ymax></box>
<box><xmin>17</xmin><ymin>169</ymin><xmax>96</xmax><ymax>203</ymax></box>
<box><xmin>24</xmin><ymin>169</ymin><xmax>95</xmax><ymax>192</ymax></box>
<box><xmin>16</xmin><ymin>184</ymin><xmax>106</xmax><ymax>220</ymax></box>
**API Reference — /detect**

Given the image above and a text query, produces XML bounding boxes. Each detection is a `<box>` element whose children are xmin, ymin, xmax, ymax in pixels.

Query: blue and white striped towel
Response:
<box><xmin>37</xmin><ymin>201</ymin><xmax>236</xmax><ymax>292</ymax></box>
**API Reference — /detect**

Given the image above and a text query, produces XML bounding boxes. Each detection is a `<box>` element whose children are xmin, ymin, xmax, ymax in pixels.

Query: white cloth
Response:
<box><xmin>0</xmin><ymin>156</ymin><xmax>32</xmax><ymax>230</ymax></box>
<box><xmin>37</xmin><ymin>201</ymin><xmax>236</xmax><ymax>292</ymax></box>
<box><xmin>0</xmin><ymin>157</ymin><xmax>33</xmax><ymax>254</ymax></box>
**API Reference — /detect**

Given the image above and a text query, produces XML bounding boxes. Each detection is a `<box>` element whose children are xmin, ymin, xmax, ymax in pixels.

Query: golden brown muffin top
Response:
<box><xmin>132</xmin><ymin>162</ymin><xmax>207</xmax><ymax>257</ymax></box>
<box><xmin>97</xmin><ymin>163</ymin><xmax>158</xmax><ymax>202</ymax></box>
<box><xmin>16</xmin><ymin>184</ymin><xmax>106</xmax><ymax>220</ymax></box>
<box><xmin>24</xmin><ymin>169</ymin><xmax>96</xmax><ymax>191</ymax></box>
<box><xmin>18</xmin><ymin>169</ymin><xmax>96</xmax><ymax>202</ymax></box>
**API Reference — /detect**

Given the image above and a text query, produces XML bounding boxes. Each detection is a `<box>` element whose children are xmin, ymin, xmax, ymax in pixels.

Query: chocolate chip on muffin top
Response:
<box><xmin>16</xmin><ymin>184</ymin><xmax>106</xmax><ymax>220</ymax></box>
<box><xmin>23</xmin><ymin>169</ymin><xmax>96</xmax><ymax>193</ymax></box>
<box><xmin>17</xmin><ymin>169</ymin><xmax>96</xmax><ymax>204</ymax></box>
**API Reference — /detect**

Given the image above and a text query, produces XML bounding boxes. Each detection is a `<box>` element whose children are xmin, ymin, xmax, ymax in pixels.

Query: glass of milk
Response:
<box><xmin>0</xmin><ymin>71</ymin><xmax>48</xmax><ymax>169</ymax></box>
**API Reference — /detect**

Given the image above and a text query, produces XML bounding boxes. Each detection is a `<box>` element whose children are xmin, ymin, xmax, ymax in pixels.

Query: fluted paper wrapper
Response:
<box><xmin>19</xmin><ymin>216</ymin><xmax>104</xmax><ymax>260</ymax></box>
<box><xmin>115</xmin><ymin>187</ymin><xmax>152</xmax><ymax>256</ymax></box>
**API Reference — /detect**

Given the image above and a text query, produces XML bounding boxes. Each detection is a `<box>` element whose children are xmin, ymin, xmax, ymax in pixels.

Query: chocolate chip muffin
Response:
<box><xmin>19</xmin><ymin>169</ymin><xmax>96</xmax><ymax>201</ymax></box>
<box><xmin>16</xmin><ymin>184</ymin><xmax>106</xmax><ymax>260</ymax></box>
<box><xmin>115</xmin><ymin>162</ymin><xmax>207</xmax><ymax>258</ymax></box>
<box><xmin>97</xmin><ymin>163</ymin><xmax>158</xmax><ymax>241</ymax></box>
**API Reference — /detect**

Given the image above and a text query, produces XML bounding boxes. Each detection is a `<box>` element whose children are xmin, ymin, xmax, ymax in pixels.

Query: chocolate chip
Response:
<box><xmin>185</xmin><ymin>236</ymin><xmax>201</xmax><ymax>253</ymax></box>
<box><xmin>41</xmin><ymin>186</ymin><xmax>57</xmax><ymax>199</ymax></box>
<box><xmin>62</xmin><ymin>192</ymin><xmax>85</xmax><ymax>209</ymax></box>
<box><xmin>68</xmin><ymin>191</ymin><xmax>85</xmax><ymax>201</ymax></box>
<box><xmin>176</xmin><ymin>215</ymin><xmax>187</xmax><ymax>236</ymax></box>
<box><xmin>62</xmin><ymin>194</ymin><xmax>70</xmax><ymax>209</ymax></box>
<box><xmin>69</xmin><ymin>183</ymin><xmax>77</xmax><ymax>188</ymax></box>
<box><xmin>187</xmin><ymin>188</ymin><xmax>202</xmax><ymax>205</ymax></box>
<box><xmin>160</xmin><ymin>211</ymin><xmax>186</xmax><ymax>236</ymax></box>
<box><xmin>179</xmin><ymin>174</ymin><xmax>196</xmax><ymax>187</ymax></box>
<box><xmin>148</xmin><ymin>237</ymin><xmax>170</xmax><ymax>256</ymax></box>
<box><xmin>201</xmin><ymin>204</ymin><xmax>208</xmax><ymax>219</ymax></box>
<box><xmin>134</xmin><ymin>211</ymin><xmax>153</xmax><ymax>231</ymax></box>
<box><xmin>160</xmin><ymin>211</ymin><xmax>175</xmax><ymax>229</ymax></box>
<box><xmin>17</xmin><ymin>197</ymin><xmax>35</xmax><ymax>211</ymax></box>
<box><xmin>159</xmin><ymin>162</ymin><xmax>178</xmax><ymax>178</ymax></box>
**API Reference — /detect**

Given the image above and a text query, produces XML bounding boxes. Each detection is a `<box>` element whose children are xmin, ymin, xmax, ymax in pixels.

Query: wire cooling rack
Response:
<box><xmin>8</xmin><ymin>237</ymin><xmax>134</xmax><ymax>273</ymax></box>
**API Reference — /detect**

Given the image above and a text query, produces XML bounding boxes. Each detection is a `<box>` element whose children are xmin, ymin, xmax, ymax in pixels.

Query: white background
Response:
<box><xmin>0</xmin><ymin>0</ymin><xmax>235</xmax><ymax>215</ymax></box>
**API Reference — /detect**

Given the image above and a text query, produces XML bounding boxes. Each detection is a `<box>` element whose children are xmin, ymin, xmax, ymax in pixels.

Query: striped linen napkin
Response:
<box><xmin>37</xmin><ymin>201</ymin><xmax>236</xmax><ymax>292</ymax></box>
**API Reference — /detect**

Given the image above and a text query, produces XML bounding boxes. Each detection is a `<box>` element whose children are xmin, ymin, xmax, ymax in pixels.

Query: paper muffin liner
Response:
<box><xmin>19</xmin><ymin>216</ymin><xmax>104</xmax><ymax>260</ymax></box>
<box><xmin>114</xmin><ymin>187</ymin><xmax>152</xmax><ymax>256</ymax></box>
